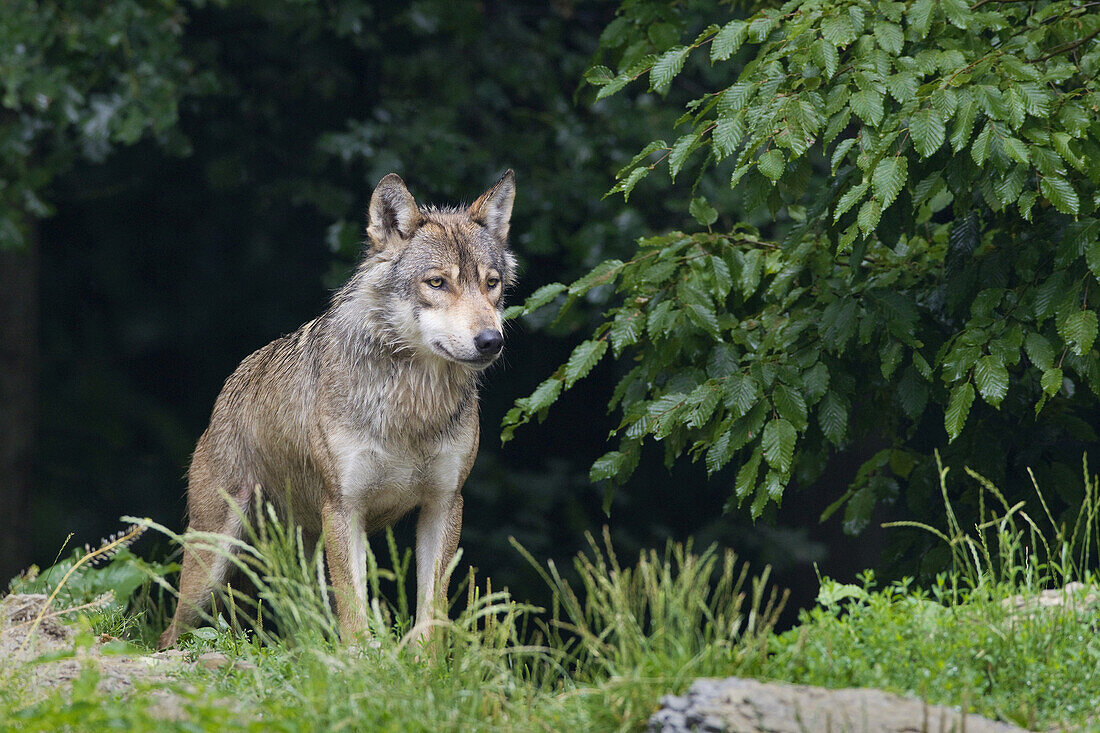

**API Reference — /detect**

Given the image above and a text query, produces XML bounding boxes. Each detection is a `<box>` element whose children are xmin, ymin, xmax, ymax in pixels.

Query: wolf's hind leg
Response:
<box><xmin>159</xmin><ymin>481</ymin><xmax>254</xmax><ymax>649</ymax></box>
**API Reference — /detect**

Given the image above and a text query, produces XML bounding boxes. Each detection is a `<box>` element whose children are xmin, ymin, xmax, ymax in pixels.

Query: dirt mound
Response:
<box><xmin>0</xmin><ymin>592</ymin><xmax>250</xmax><ymax>721</ymax></box>
<box><xmin>1</xmin><ymin>594</ymin><xmax>188</xmax><ymax>699</ymax></box>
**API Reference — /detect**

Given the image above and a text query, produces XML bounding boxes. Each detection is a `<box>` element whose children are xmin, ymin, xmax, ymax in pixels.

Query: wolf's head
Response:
<box><xmin>363</xmin><ymin>171</ymin><xmax>517</xmax><ymax>370</ymax></box>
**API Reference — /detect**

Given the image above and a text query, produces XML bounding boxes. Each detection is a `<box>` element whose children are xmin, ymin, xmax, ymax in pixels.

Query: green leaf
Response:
<box><xmin>609</xmin><ymin>311</ymin><xmax>643</xmax><ymax>355</ymax></box>
<box><xmin>1017</xmin><ymin>82</ymin><xmax>1051</xmax><ymax>117</ymax></box>
<box><xmin>725</xmin><ymin>373</ymin><xmax>759</xmax><ymax>415</ymax></box>
<box><xmin>910</xmin><ymin>108</ymin><xmax>946</xmax><ymax>158</ymax></box>
<box><xmin>834</xmin><ymin>181</ymin><xmax>869</xmax><ymax>222</ymax></box>
<box><xmin>719</xmin><ymin>83</ymin><xmax>753</xmax><ymax>113</ymax></box>
<box><xmin>757</xmin><ymin>149</ymin><xmax>785</xmax><ymax>182</ymax></box>
<box><xmin>596</xmin><ymin>75</ymin><xmax>632</xmax><ymax>101</ymax></box>
<box><xmin>830</xmin><ymin>137</ymin><xmax>856</xmax><ymax>174</ymax></box>
<box><xmin>615</xmin><ymin>140</ymin><xmax>668</xmax><ymax>179</ymax></box>
<box><xmin>802</xmin><ymin>362</ymin><xmax>830</xmax><ymax>404</ymax></box>
<box><xmin>590</xmin><ymin>450</ymin><xmax>626</xmax><ymax>482</ymax></box>
<box><xmin>850</xmin><ymin>90</ymin><xmax>884</xmax><ymax>126</ymax></box>
<box><xmin>610</xmin><ymin>167</ymin><xmax>649</xmax><ymax>201</ymax></box>
<box><xmin>1041</xmin><ymin>367</ymin><xmax>1063</xmax><ymax>397</ymax></box>
<box><xmin>822</xmin><ymin>12</ymin><xmax>857</xmax><ymax>47</ymax></box>
<box><xmin>512</xmin><ymin>282</ymin><xmax>567</xmax><ymax>318</ymax></box>
<box><xmin>650</xmin><ymin>46</ymin><xmax>690</xmax><ymax>94</ymax></box>
<box><xmin>873</xmin><ymin>20</ymin><xmax>903</xmax><ymax>55</ymax></box>
<box><xmin>668</xmin><ymin>131</ymin><xmax>702</xmax><ymax>180</ymax></box>
<box><xmin>773</xmin><ymin>383</ymin><xmax>808</xmax><ymax>430</ymax></box>
<box><xmin>762</xmin><ymin>417</ymin><xmax>796</xmax><ymax>474</ymax></box>
<box><xmin>564</xmin><ymin>339</ymin><xmax>608</xmax><ymax>388</ymax></box>
<box><xmin>526</xmin><ymin>377</ymin><xmax>563</xmax><ymax>413</ymax></box>
<box><xmin>857</xmin><ymin>197</ymin><xmax>883</xmax><ymax>235</ymax></box>
<box><xmin>686</xmin><ymin>303</ymin><xmax>721</xmax><ymax>336</ymax></box>
<box><xmin>739</xmin><ymin>249</ymin><xmax>763</xmax><ymax>296</ymax></box>
<box><xmin>897</xmin><ymin>367</ymin><xmax>929</xmax><ymax>420</ymax></box>
<box><xmin>689</xmin><ymin>196</ymin><xmax>718</xmax><ymax>226</ymax></box>
<box><xmin>940</xmin><ymin>0</ymin><xmax>970</xmax><ymax>28</ymax></box>
<box><xmin>945</xmin><ymin>382</ymin><xmax>975</xmax><ymax>442</ymax></box>
<box><xmin>974</xmin><ymin>355</ymin><xmax>1008</xmax><ymax>408</ymax></box>
<box><xmin>950</xmin><ymin>93</ymin><xmax>977</xmax><ymax>152</ymax></box>
<box><xmin>735</xmin><ymin>448</ymin><xmax>762</xmax><ymax>500</ymax></box>
<box><xmin>713</xmin><ymin>116</ymin><xmax>745</xmax><ymax>159</ymax></box>
<box><xmin>1024</xmin><ymin>332</ymin><xmax>1054</xmax><ymax>371</ymax></box>
<box><xmin>706</xmin><ymin>429</ymin><xmax>734</xmax><ymax>473</ymax></box>
<box><xmin>871</xmin><ymin>156</ymin><xmax>907</xmax><ymax>210</ymax></box>
<box><xmin>818</xmin><ymin>391</ymin><xmax>848</xmax><ymax>445</ymax></box>
<box><xmin>584</xmin><ymin>65</ymin><xmax>615</xmax><ymax>86</ymax></box>
<box><xmin>710</xmin><ymin>20</ymin><xmax>748</xmax><ymax>62</ymax></box>
<box><xmin>812</xmin><ymin>38</ymin><xmax>839</xmax><ymax>79</ymax></box>
<box><xmin>568</xmin><ymin>259</ymin><xmax>623</xmax><ymax>296</ymax></box>
<box><xmin>1003</xmin><ymin>136</ymin><xmax>1029</xmax><ymax>165</ymax></box>
<box><xmin>907</xmin><ymin>0</ymin><xmax>936</xmax><ymax>37</ymax></box>
<box><xmin>885</xmin><ymin>72</ymin><xmax>919</xmax><ymax>104</ymax></box>
<box><xmin>1039</xmin><ymin>176</ymin><xmax>1079</xmax><ymax>216</ymax></box>
<box><xmin>1058</xmin><ymin>309</ymin><xmax>1098</xmax><ymax>356</ymax></box>
<box><xmin>1087</xmin><ymin>239</ymin><xmax>1100</xmax><ymax>282</ymax></box>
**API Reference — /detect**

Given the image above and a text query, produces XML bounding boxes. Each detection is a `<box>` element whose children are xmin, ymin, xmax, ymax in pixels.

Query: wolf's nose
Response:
<box><xmin>474</xmin><ymin>329</ymin><xmax>504</xmax><ymax>355</ymax></box>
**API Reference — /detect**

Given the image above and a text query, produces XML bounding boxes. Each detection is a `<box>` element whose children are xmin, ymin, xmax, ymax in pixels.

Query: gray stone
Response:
<box><xmin>648</xmin><ymin>677</ymin><xmax>1028</xmax><ymax>733</ymax></box>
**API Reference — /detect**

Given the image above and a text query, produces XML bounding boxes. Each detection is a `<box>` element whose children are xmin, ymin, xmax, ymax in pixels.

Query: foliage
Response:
<box><xmin>504</xmin><ymin>0</ymin><xmax>1100</xmax><ymax>536</ymax></box>
<box><xmin>0</xmin><ymin>0</ymin><xmax>209</xmax><ymax>249</ymax></box>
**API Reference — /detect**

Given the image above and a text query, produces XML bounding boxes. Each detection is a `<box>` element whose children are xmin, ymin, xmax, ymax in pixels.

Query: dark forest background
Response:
<box><xmin>3</xmin><ymin>0</ymin><xmax>928</xmax><ymax>622</ymax></box>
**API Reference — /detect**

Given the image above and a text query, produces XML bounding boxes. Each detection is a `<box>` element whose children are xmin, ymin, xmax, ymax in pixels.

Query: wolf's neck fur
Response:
<box><xmin>317</xmin><ymin>257</ymin><xmax>477</xmax><ymax>444</ymax></box>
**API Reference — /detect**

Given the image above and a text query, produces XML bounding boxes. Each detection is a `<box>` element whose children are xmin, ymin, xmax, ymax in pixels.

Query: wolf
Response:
<box><xmin>158</xmin><ymin>171</ymin><xmax>516</xmax><ymax>649</ymax></box>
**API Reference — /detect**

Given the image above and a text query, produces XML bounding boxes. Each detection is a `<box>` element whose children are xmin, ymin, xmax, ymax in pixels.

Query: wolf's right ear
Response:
<box><xmin>367</xmin><ymin>173</ymin><xmax>422</xmax><ymax>249</ymax></box>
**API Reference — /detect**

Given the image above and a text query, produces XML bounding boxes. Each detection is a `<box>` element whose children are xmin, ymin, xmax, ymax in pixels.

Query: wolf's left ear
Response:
<box><xmin>368</xmin><ymin>173</ymin><xmax>422</xmax><ymax>249</ymax></box>
<box><xmin>468</xmin><ymin>170</ymin><xmax>515</xmax><ymax>243</ymax></box>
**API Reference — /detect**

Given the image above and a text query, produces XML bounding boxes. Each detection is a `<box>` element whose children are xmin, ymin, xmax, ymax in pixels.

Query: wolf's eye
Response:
<box><xmin>486</xmin><ymin>277</ymin><xmax>500</xmax><ymax>289</ymax></box>
<box><xmin>426</xmin><ymin>277</ymin><xmax>445</xmax><ymax>289</ymax></box>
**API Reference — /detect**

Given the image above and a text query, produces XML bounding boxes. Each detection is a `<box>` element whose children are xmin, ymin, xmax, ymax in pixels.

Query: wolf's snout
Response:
<box><xmin>474</xmin><ymin>329</ymin><xmax>504</xmax><ymax>355</ymax></box>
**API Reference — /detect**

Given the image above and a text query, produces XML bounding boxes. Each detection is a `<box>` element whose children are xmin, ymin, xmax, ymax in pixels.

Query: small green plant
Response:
<box><xmin>766</xmin><ymin>457</ymin><xmax>1100</xmax><ymax>729</ymax></box>
<box><xmin>6</xmin><ymin>525</ymin><xmax>177</xmax><ymax>646</ymax></box>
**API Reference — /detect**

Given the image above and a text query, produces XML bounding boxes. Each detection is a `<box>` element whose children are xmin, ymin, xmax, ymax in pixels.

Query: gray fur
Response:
<box><xmin>160</xmin><ymin>171</ymin><xmax>516</xmax><ymax>648</ymax></box>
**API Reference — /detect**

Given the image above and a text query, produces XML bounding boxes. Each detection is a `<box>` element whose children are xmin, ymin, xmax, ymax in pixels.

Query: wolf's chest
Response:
<box><xmin>327</xmin><ymin>425</ymin><xmax>472</xmax><ymax>520</ymax></box>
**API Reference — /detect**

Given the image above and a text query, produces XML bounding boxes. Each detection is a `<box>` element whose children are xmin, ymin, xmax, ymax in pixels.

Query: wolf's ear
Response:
<box><xmin>468</xmin><ymin>170</ymin><xmax>515</xmax><ymax>243</ymax></box>
<box><xmin>368</xmin><ymin>173</ymin><xmax>422</xmax><ymax>248</ymax></box>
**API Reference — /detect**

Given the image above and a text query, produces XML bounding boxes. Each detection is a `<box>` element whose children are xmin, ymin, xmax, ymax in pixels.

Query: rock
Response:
<box><xmin>1002</xmin><ymin>582</ymin><xmax>1099</xmax><ymax>618</ymax></box>
<box><xmin>197</xmin><ymin>651</ymin><xmax>256</xmax><ymax>671</ymax></box>
<box><xmin>648</xmin><ymin>677</ymin><xmax>1028</xmax><ymax>733</ymax></box>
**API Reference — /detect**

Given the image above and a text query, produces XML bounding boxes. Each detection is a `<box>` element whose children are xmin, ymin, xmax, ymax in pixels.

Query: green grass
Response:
<box><xmin>3</xmin><ymin>459</ymin><xmax>1100</xmax><ymax>731</ymax></box>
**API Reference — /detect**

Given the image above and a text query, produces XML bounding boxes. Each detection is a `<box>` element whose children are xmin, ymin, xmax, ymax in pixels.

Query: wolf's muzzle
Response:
<box><xmin>474</xmin><ymin>329</ymin><xmax>504</xmax><ymax>356</ymax></box>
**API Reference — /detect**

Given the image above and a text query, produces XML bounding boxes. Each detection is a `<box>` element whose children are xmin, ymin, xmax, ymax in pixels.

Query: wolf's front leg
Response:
<box><xmin>412</xmin><ymin>493</ymin><xmax>463</xmax><ymax>641</ymax></box>
<box><xmin>321</xmin><ymin>498</ymin><xmax>368</xmax><ymax>640</ymax></box>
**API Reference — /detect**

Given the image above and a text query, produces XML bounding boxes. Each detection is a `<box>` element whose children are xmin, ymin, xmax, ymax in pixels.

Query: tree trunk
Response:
<box><xmin>0</xmin><ymin>223</ymin><xmax>38</xmax><ymax>587</ymax></box>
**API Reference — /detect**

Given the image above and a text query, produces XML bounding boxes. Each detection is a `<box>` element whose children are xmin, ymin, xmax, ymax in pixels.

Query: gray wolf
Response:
<box><xmin>159</xmin><ymin>171</ymin><xmax>516</xmax><ymax>649</ymax></box>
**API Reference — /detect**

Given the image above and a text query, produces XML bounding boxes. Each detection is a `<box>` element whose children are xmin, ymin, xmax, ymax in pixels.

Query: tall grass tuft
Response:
<box><xmin>513</xmin><ymin>528</ymin><xmax>786</xmax><ymax>726</ymax></box>
<box><xmin>884</xmin><ymin>452</ymin><xmax>1099</xmax><ymax>595</ymax></box>
<box><xmin>123</xmin><ymin>501</ymin><xmax>782</xmax><ymax>729</ymax></box>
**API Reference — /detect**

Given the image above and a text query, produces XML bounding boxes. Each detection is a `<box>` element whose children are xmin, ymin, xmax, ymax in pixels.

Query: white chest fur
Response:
<box><xmin>328</xmin><ymin>423</ymin><xmax>472</xmax><ymax>529</ymax></box>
